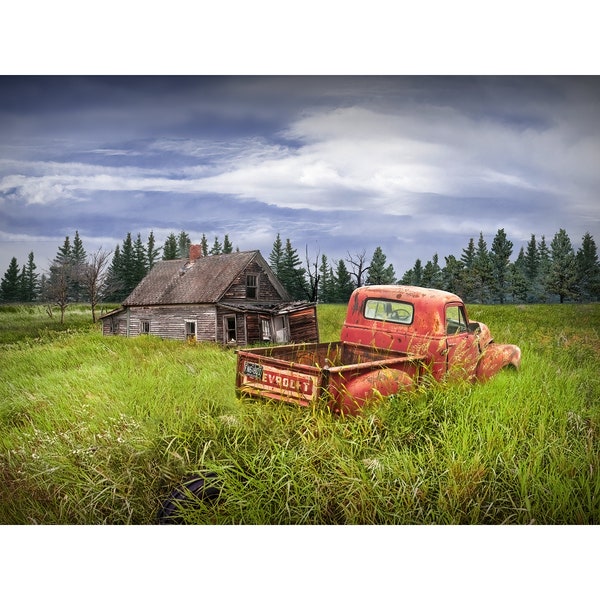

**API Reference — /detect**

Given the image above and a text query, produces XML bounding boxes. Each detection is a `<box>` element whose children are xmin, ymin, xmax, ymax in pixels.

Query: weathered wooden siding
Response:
<box><xmin>125</xmin><ymin>305</ymin><xmax>217</xmax><ymax>341</ymax></box>
<box><xmin>221</xmin><ymin>261</ymin><xmax>284</xmax><ymax>303</ymax></box>
<box><xmin>101</xmin><ymin>300</ymin><xmax>318</xmax><ymax>346</ymax></box>
<box><xmin>289</xmin><ymin>306</ymin><xmax>319</xmax><ymax>343</ymax></box>
<box><xmin>102</xmin><ymin>314</ymin><xmax>127</xmax><ymax>336</ymax></box>
<box><xmin>245</xmin><ymin>313</ymin><xmax>262</xmax><ymax>343</ymax></box>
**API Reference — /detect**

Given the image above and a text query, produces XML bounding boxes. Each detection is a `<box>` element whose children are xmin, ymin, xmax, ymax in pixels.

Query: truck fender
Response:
<box><xmin>476</xmin><ymin>343</ymin><xmax>522</xmax><ymax>380</ymax></box>
<box><xmin>340</xmin><ymin>368</ymin><xmax>415</xmax><ymax>415</ymax></box>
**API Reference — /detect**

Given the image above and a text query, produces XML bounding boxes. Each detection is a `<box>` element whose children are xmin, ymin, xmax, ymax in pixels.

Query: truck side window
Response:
<box><xmin>364</xmin><ymin>299</ymin><xmax>414</xmax><ymax>324</ymax></box>
<box><xmin>446</xmin><ymin>305</ymin><xmax>468</xmax><ymax>334</ymax></box>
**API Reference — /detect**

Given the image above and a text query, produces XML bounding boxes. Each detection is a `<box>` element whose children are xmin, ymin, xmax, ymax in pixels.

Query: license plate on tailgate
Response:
<box><xmin>243</xmin><ymin>361</ymin><xmax>263</xmax><ymax>380</ymax></box>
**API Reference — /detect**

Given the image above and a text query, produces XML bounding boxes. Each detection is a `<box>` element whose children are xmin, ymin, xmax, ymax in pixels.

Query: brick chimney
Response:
<box><xmin>189</xmin><ymin>244</ymin><xmax>202</xmax><ymax>261</ymax></box>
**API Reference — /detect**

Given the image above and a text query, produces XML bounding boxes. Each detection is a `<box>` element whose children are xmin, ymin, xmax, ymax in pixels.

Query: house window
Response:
<box><xmin>224</xmin><ymin>315</ymin><xmax>237</xmax><ymax>343</ymax></box>
<box><xmin>185</xmin><ymin>320</ymin><xmax>197</xmax><ymax>341</ymax></box>
<box><xmin>140</xmin><ymin>320</ymin><xmax>150</xmax><ymax>334</ymax></box>
<box><xmin>246</xmin><ymin>274</ymin><xmax>258</xmax><ymax>299</ymax></box>
<box><xmin>261</xmin><ymin>318</ymin><xmax>271</xmax><ymax>341</ymax></box>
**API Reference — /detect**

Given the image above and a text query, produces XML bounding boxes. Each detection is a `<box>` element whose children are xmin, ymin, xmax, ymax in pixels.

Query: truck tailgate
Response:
<box><xmin>236</xmin><ymin>345</ymin><xmax>323</xmax><ymax>406</ymax></box>
<box><xmin>236</xmin><ymin>342</ymin><xmax>424</xmax><ymax>408</ymax></box>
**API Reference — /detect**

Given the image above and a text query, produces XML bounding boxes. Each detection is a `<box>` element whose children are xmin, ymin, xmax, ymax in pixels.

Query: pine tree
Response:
<box><xmin>71</xmin><ymin>230</ymin><xmax>87</xmax><ymax>264</ymax></box>
<box><xmin>45</xmin><ymin>237</ymin><xmax>76</xmax><ymax>323</ymax></box>
<box><xmin>510</xmin><ymin>247</ymin><xmax>529</xmax><ymax>303</ymax></box>
<box><xmin>401</xmin><ymin>258</ymin><xmax>423</xmax><ymax>286</ymax></box>
<box><xmin>460</xmin><ymin>237</ymin><xmax>477</xmax><ymax>301</ymax></box>
<box><xmin>162</xmin><ymin>233</ymin><xmax>179</xmax><ymax>260</ymax></box>
<box><xmin>268</xmin><ymin>233</ymin><xmax>285</xmax><ymax>277</ymax></box>
<box><xmin>0</xmin><ymin>257</ymin><xmax>21</xmax><ymax>302</ymax></box>
<box><xmin>117</xmin><ymin>233</ymin><xmax>141</xmax><ymax>298</ymax></box>
<box><xmin>45</xmin><ymin>235</ymin><xmax>81</xmax><ymax>315</ymax></box>
<box><xmin>366</xmin><ymin>247</ymin><xmax>395</xmax><ymax>285</ymax></box>
<box><xmin>461</xmin><ymin>238</ymin><xmax>476</xmax><ymax>269</ymax></box>
<box><xmin>421</xmin><ymin>253</ymin><xmax>443</xmax><ymax>289</ymax></box>
<box><xmin>210</xmin><ymin>236</ymin><xmax>223</xmax><ymax>255</ymax></box>
<box><xmin>70</xmin><ymin>230</ymin><xmax>87</xmax><ymax>301</ymax></box>
<box><xmin>524</xmin><ymin>234</ymin><xmax>539</xmax><ymax>280</ymax></box>
<box><xmin>334</xmin><ymin>259</ymin><xmax>354</xmax><ymax>302</ymax></box>
<box><xmin>21</xmin><ymin>252</ymin><xmax>39</xmax><ymax>302</ymax></box>
<box><xmin>490</xmin><ymin>228</ymin><xmax>513</xmax><ymax>304</ymax></box>
<box><xmin>524</xmin><ymin>234</ymin><xmax>540</xmax><ymax>301</ymax></box>
<box><xmin>223</xmin><ymin>234</ymin><xmax>233</xmax><ymax>254</ymax></box>
<box><xmin>318</xmin><ymin>254</ymin><xmax>334</xmax><ymax>303</ymax></box>
<box><xmin>442</xmin><ymin>255</ymin><xmax>463</xmax><ymax>295</ymax></box>
<box><xmin>132</xmin><ymin>233</ymin><xmax>148</xmax><ymax>284</ymax></box>
<box><xmin>280</xmin><ymin>238</ymin><xmax>308</xmax><ymax>300</ymax></box>
<box><xmin>547</xmin><ymin>228</ymin><xmax>577</xmax><ymax>303</ymax></box>
<box><xmin>103</xmin><ymin>244</ymin><xmax>123</xmax><ymax>302</ymax></box>
<box><xmin>177</xmin><ymin>231</ymin><xmax>191</xmax><ymax>259</ymax></box>
<box><xmin>19</xmin><ymin>265</ymin><xmax>27</xmax><ymax>301</ymax></box>
<box><xmin>200</xmin><ymin>233</ymin><xmax>209</xmax><ymax>257</ymax></box>
<box><xmin>399</xmin><ymin>268</ymin><xmax>413</xmax><ymax>285</ymax></box>
<box><xmin>575</xmin><ymin>232</ymin><xmax>600</xmax><ymax>301</ymax></box>
<box><xmin>147</xmin><ymin>230</ymin><xmax>160</xmax><ymax>270</ymax></box>
<box><xmin>473</xmin><ymin>233</ymin><xmax>493</xmax><ymax>303</ymax></box>
<box><xmin>537</xmin><ymin>235</ymin><xmax>551</xmax><ymax>302</ymax></box>
<box><xmin>55</xmin><ymin>235</ymin><xmax>72</xmax><ymax>266</ymax></box>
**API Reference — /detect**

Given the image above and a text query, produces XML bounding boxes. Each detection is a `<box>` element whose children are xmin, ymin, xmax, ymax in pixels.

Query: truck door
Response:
<box><xmin>444</xmin><ymin>303</ymin><xmax>479</xmax><ymax>378</ymax></box>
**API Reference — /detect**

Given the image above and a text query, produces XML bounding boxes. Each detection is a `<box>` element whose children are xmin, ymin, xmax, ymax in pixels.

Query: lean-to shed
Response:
<box><xmin>100</xmin><ymin>246</ymin><xmax>318</xmax><ymax>345</ymax></box>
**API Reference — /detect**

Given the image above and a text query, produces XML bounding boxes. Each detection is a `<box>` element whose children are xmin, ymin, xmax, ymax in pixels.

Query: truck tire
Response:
<box><xmin>157</xmin><ymin>471</ymin><xmax>221</xmax><ymax>524</ymax></box>
<box><xmin>341</xmin><ymin>368</ymin><xmax>415</xmax><ymax>415</ymax></box>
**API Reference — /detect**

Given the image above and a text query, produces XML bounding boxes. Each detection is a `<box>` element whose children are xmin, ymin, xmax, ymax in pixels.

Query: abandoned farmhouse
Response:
<box><xmin>100</xmin><ymin>245</ymin><xmax>318</xmax><ymax>345</ymax></box>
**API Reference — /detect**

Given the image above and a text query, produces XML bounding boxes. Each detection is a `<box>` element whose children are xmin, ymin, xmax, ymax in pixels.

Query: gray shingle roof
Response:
<box><xmin>122</xmin><ymin>250</ymin><xmax>288</xmax><ymax>306</ymax></box>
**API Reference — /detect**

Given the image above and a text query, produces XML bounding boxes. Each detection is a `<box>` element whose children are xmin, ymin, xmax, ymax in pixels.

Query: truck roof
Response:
<box><xmin>353</xmin><ymin>285</ymin><xmax>463</xmax><ymax>305</ymax></box>
<box><xmin>346</xmin><ymin>285</ymin><xmax>466</xmax><ymax>337</ymax></box>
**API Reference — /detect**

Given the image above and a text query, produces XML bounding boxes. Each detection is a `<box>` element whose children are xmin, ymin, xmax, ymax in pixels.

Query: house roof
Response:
<box><xmin>122</xmin><ymin>250</ymin><xmax>290</xmax><ymax>306</ymax></box>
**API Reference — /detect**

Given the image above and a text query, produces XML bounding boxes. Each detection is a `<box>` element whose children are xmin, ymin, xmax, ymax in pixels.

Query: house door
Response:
<box><xmin>273</xmin><ymin>315</ymin><xmax>289</xmax><ymax>343</ymax></box>
<box><xmin>223</xmin><ymin>314</ymin><xmax>237</xmax><ymax>343</ymax></box>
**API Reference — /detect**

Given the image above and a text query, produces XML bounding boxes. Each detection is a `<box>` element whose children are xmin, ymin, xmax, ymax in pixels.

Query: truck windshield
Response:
<box><xmin>364</xmin><ymin>299</ymin><xmax>414</xmax><ymax>324</ymax></box>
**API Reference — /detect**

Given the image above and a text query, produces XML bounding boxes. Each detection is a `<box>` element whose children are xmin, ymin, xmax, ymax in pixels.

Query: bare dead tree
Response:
<box><xmin>346</xmin><ymin>249</ymin><xmax>370</xmax><ymax>288</ymax></box>
<box><xmin>82</xmin><ymin>248</ymin><xmax>112</xmax><ymax>322</ymax></box>
<box><xmin>43</xmin><ymin>261</ymin><xmax>71</xmax><ymax>324</ymax></box>
<box><xmin>305</xmin><ymin>244</ymin><xmax>321</xmax><ymax>302</ymax></box>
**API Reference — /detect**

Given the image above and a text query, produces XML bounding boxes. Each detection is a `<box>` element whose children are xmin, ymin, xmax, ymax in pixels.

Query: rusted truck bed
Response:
<box><xmin>236</xmin><ymin>341</ymin><xmax>425</xmax><ymax>413</ymax></box>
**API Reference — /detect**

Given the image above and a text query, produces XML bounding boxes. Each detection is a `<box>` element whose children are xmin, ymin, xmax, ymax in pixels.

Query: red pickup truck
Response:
<box><xmin>236</xmin><ymin>285</ymin><xmax>521</xmax><ymax>414</ymax></box>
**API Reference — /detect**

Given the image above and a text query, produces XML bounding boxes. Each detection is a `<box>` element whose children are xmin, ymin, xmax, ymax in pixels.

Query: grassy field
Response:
<box><xmin>0</xmin><ymin>302</ymin><xmax>598</xmax><ymax>524</ymax></box>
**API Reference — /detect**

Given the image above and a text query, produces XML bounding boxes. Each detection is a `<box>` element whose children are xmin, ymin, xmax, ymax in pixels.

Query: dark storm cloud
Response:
<box><xmin>1</xmin><ymin>76</ymin><xmax>599</xmax><ymax>275</ymax></box>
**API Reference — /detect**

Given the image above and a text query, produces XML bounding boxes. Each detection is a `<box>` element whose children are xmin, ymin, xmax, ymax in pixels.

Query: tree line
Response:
<box><xmin>397</xmin><ymin>228</ymin><xmax>600</xmax><ymax>305</ymax></box>
<box><xmin>1</xmin><ymin>227</ymin><xmax>599</xmax><ymax>321</ymax></box>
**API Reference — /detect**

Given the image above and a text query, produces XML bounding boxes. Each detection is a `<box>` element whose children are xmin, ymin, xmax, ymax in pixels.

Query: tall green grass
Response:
<box><xmin>0</xmin><ymin>303</ymin><xmax>598</xmax><ymax>523</ymax></box>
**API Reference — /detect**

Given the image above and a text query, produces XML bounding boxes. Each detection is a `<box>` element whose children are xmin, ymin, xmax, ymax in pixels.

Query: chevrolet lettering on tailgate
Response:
<box><xmin>242</xmin><ymin>360</ymin><xmax>316</xmax><ymax>401</ymax></box>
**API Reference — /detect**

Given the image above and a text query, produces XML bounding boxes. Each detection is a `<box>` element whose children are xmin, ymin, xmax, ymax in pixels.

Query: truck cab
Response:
<box><xmin>340</xmin><ymin>285</ymin><xmax>521</xmax><ymax>380</ymax></box>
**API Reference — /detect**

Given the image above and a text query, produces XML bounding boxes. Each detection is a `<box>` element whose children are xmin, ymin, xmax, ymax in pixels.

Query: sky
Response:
<box><xmin>1</xmin><ymin>75</ymin><xmax>599</xmax><ymax>279</ymax></box>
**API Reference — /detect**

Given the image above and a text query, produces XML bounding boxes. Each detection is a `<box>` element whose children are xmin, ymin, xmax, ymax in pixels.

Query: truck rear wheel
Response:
<box><xmin>157</xmin><ymin>471</ymin><xmax>221</xmax><ymax>524</ymax></box>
